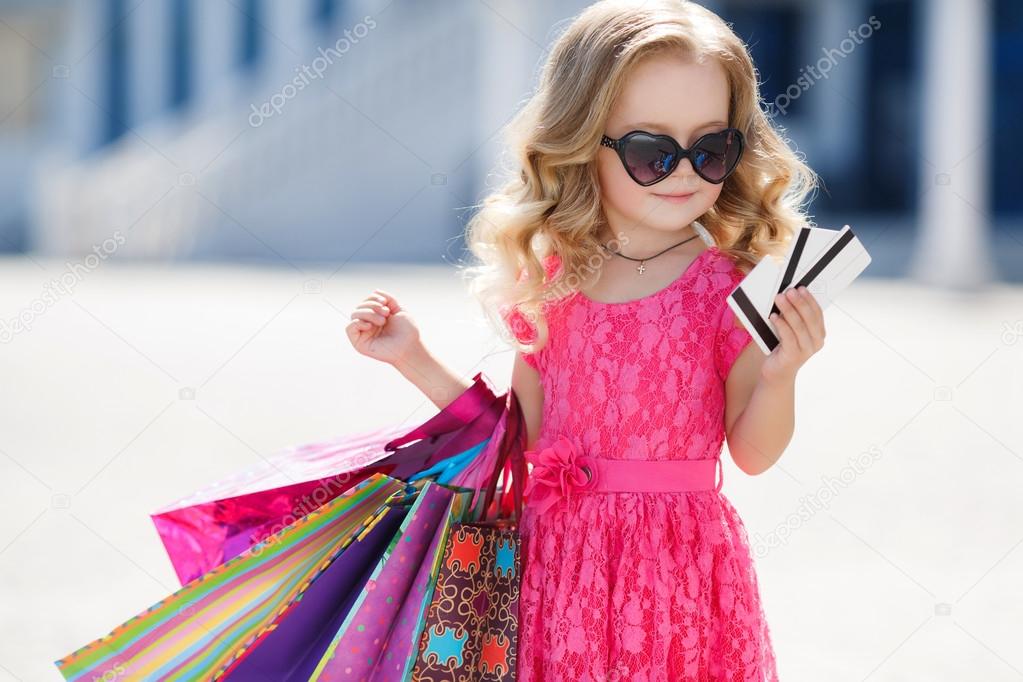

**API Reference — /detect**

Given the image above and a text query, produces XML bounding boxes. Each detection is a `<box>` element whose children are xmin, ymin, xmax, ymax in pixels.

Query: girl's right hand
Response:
<box><xmin>345</xmin><ymin>290</ymin><xmax>422</xmax><ymax>366</ymax></box>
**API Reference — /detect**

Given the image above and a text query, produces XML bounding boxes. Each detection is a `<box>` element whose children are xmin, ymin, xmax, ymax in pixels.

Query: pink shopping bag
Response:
<box><xmin>152</xmin><ymin>371</ymin><xmax>509</xmax><ymax>585</ymax></box>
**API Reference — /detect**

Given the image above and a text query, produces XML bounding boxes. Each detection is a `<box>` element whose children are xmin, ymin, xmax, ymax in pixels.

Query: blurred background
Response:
<box><xmin>1</xmin><ymin>0</ymin><xmax>1021</xmax><ymax>680</ymax></box>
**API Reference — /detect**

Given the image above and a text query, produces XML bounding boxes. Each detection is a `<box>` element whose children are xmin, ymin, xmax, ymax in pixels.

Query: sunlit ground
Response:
<box><xmin>1</xmin><ymin>255</ymin><xmax>1021</xmax><ymax>680</ymax></box>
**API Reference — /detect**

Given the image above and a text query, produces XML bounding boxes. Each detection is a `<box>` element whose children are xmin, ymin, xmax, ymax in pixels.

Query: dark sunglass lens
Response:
<box><xmin>622</xmin><ymin>133</ymin><xmax>677</xmax><ymax>184</ymax></box>
<box><xmin>692</xmin><ymin>129</ymin><xmax>741</xmax><ymax>181</ymax></box>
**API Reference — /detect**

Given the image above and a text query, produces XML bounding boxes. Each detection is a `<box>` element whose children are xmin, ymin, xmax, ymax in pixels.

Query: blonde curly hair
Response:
<box><xmin>459</xmin><ymin>0</ymin><xmax>818</xmax><ymax>356</ymax></box>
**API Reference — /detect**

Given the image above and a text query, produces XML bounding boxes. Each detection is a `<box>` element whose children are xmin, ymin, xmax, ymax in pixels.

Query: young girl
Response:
<box><xmin>347</xmin><ymin>1</ymin><xmax>824</xmax><ymax>679</ymax></box>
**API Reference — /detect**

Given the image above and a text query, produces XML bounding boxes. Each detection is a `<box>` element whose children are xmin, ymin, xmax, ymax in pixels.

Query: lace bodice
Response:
<box><xmin>508</xmin><ymin>242</ymin><xmax>753</xmax><ymax>463</ymax></box>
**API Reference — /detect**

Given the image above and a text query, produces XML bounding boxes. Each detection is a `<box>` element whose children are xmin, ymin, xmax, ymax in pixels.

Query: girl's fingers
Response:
<box><xmin>361</xmin><ymin>299</ymin><xmax>390</xmax><ymax>316</ymax></box>
<box><xmin>354</xmin><ymin>299</ymin><xmax>391</xmax><ymax>319</ymax></box>
<box><xmin>769</xmin><ymin>312</ymin><xmax>793</xmax><ymax>353</ymax></box>
<box><xmin>351</xmin><ymin>308</ymin><xmax>386</xmax><ymax>325</ymax></box>
<box><xmin>786</xmin><ymin>287</ymin><xmax>825</xmax><ymax>352</ymax></box>
<box><xmin>372</xmin><ymin>289</ymin><xmax>402</xmax><ymax>314</ymax></box>
<box><xmin>348</xmin><ymin>291</ymin><xmax>399</xmax><ymax>347</ymax></box>
<box><xmin>779</xmin><ymin>290</ymin><xmax>810</xmax><ymax>330</ymax></box>
<box><xmin>799</xmin><ymin>288</ymin><xmax>826</xmax><ymax>349</ymax></box>
<box><xmin>365</xmin><ymin>293</ymin><xmax>390</xmax><ymax>308</ymax></box>
<box><xmin>345</xmin><ymin>319</ymin><xmax>372</xmax><ymax>341</ymax></box>
<box><xmin>773</xmin><ymin>292</ymin><xmax>807</xmax><ymax>355</ymax></box>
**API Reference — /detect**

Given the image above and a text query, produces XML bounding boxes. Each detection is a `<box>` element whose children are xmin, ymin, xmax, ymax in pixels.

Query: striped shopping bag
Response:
<box><xmin>306</xmin><ymin>480</ymin><xmax>474</xmax><ymax>680</ymax></box>
<box><xmin>54</xmin><ymin>473</ymin><xmax>409</xmax><ymax>681</ymax></box>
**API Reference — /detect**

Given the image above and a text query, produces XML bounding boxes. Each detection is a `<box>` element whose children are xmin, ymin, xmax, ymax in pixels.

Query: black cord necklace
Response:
<box><xmin>599</xmin><ymin>231</ymin><xmax>701</xmax><ymax>275</ymax></box>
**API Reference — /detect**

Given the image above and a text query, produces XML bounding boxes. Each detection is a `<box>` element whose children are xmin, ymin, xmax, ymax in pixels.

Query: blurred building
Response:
<box><xmin>0</xmin><ymin>0</ymin><xmax>1019</xmax><ymax>282</ymax></box>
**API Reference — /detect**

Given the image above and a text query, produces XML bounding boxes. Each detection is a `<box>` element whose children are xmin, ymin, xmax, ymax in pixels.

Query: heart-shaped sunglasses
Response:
<box><xmin>600</xmin><ymin>127</ymin><xmax>745</xmax><ymax>186</ymax></box>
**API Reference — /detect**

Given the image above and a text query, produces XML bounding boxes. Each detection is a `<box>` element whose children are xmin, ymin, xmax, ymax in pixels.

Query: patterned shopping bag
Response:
<box><xmin>152</xmin><ymin>371</ymin><xmax>507</xmax><ymax>585</ymax></box>
<box><xmin>406</xmin><ymin>388</ymin><xmax>528</xmax><ymax>682</ymax></box>
<box><xmin>54</xmin><ymin>474</ymin><xmax>409</xmax><ymax>681</ymax></box>
<box><xmin>307</xmin><ymin>480</ymin><xmax>476</xmax><ymax>680</ymax></box>
<box><xmin>306</xmin><ymin>386</ymin><xmax>528</xmax><ymax>680</ymax></box>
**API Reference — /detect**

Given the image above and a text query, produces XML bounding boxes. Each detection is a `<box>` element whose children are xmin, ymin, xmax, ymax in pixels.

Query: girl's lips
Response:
<box><xmin>654</xmin><ymin>191</ymin><xmax>696</xmax><ymax>204</ymax></box>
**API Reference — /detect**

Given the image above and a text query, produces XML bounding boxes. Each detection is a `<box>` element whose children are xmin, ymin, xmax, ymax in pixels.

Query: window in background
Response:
<box><xmin>862</xmin><ymin>0</ymin><xmax>917</xmax><ymax>213</ymax></box>
<box><xmin>993</xmin><ymin>0</ymin><xmax>1023</xmax><ymax>216</ymax></box>
<box><xmin>238</xmin><ymin>0</ymin><xmax>262</xmax><ymax>71</ymax></box>
<box><xmin>721</xmin><ymin>2</ymin><xmax>806</xmax><ymax>119</ymax></box>
<box><xmin>313</xmin><ymin>0</ymin><xmax>341</xmax><ymax>27</ymax></box>
<box><xmin>168</xmin><ymin>0</ymin><xmax>191</xmax><ymax>110</ymax></box>
<box><xmin>102</xmin><ymin>0</ymin><xmax>128</xmax><ymax>145</ymax></box>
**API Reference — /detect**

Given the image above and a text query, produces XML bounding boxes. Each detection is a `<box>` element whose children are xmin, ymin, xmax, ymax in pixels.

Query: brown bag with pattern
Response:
<box><xmin>408</xmin><ymin>387</ymin><xmax>528</xmax><ymax>682</ymax></box>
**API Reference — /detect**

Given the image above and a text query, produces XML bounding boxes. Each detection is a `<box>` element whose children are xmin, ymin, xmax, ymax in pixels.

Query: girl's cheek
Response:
<box><xmin>700</xmin><ymin>184</ymin><xmax>724</xmax><ymax>211</ymax></box>
<box><xmin>597</xmin><ymin>159</ymin><xmax>645</xmax><ymax>213</ymax></box>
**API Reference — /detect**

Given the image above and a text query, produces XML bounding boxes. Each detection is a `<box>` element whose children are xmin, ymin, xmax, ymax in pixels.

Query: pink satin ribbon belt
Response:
<box><xmin>523</xmin><ymin>436</ymin><xmax>724</xmax><ymax>514</ymax></box>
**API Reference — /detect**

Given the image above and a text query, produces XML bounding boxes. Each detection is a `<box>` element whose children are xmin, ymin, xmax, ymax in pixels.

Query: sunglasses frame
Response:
<box><xmin>600</xmin><ymin>127</ymin><xmax>745</xmax><ymax>186</ymax></box>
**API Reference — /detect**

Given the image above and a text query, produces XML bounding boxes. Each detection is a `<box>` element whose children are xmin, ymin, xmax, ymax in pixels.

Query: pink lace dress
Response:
<box><xmin>507</xmin><ymin>245</ymin><xmax>779</xmax><ymax>681</ymax></box>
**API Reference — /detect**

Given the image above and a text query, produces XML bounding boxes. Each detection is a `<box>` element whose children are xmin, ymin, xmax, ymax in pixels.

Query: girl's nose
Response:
<box><xmin>664</xmin><ymin>157</ymin><xmax>700</xmax><ymax>189</ymax></box>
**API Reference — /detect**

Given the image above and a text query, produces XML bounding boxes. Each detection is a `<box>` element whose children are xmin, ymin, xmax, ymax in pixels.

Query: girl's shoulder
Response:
<box><xmin>500</xmin><ymin>252</ymin><xmax>566</xmax><ymax>347</ymax></box>
<box><xmin>705</xmin><ymin>247</ymin><xmax>755</xmax><ymax>317</ymax></box>
<box><xmin>704</xmin><ymin>246</ymin><xmax>750</xmax><ymax>289</ymax></box>
<box><xmin>540</xmin><ymin>252</ymin><xmax>563</xmax><ymax>281</ymax></box>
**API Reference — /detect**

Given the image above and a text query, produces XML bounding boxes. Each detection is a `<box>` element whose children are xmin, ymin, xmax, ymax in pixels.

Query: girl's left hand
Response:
<box><xmin>761</xmin><ymin>285</ymin><xmax>825</xmax><ymax>384</ymax></box>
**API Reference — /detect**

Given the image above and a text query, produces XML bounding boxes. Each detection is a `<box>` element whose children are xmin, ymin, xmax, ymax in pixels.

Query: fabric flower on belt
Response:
<box><xmin>523</xmin><ymin>435</ymin><xmax>596</xmax><ymax>514</ymax></box>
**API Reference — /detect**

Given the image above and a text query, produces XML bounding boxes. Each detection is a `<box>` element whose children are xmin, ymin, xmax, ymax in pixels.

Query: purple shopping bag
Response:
<box><xmin>305</xmin><ymin>480</ymin><xmax>474</xmax><ymax>680</ymax></box>
<box><xmin>152</xmin><ymin>372</ymin><xmax>507</xmax><ymax>585</ymax></box>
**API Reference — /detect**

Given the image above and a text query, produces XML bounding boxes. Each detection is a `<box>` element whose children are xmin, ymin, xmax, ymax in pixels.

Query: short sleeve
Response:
<box><xmin>499</xmin><ymin>253</ymin><xmax>561</xmax><ymax>374</ymax></box>
<box><xmin>714</xmin><ymin>274</ymin><xmax>754</xmax><ymax>382</ymax></box>
<box><xmin>499</xmin><ymin>301</ymin><xmax>541</xmax><ymax>371</ymax></box>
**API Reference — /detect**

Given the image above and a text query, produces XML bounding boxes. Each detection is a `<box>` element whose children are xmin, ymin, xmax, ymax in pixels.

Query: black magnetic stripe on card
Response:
<box><xmin>770</xmin><ymin>227</ymin><xmax>810</xmax><ymax>318</ymax></box>
<box><xmin>731</xmin><ymin>286</ymin><xmax>779</xmax><ymax>352</ymax></box>
<box><xmin>779</xmin><ymin>227</ymin><xmax>810</xmax><ymax>293</ymax></box>
<box><xmin>792</xmin><ymin>228</ymin><xmax>855</xmax><ymax>290</ymax></box>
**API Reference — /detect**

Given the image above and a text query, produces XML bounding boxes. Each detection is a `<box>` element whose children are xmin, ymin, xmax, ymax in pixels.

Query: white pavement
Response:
<box><xmin>1</xmin><ymin>255</ymin><xmax>1021</xmax><ymax>681</ymax></box>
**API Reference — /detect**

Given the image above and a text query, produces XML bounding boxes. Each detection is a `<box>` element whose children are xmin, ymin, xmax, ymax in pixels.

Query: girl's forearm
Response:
<box><xmin>727</xmin><ymin>373</ymin><xmax>796</xmax><ymax>475</ymax></box>
<box><xmin>391</xmin><ymin>342</ymin><xmax>475</xmax><ymax>410</ymax></box>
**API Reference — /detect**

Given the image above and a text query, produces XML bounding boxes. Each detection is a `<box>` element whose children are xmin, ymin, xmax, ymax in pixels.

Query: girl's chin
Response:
<box><xmin>643</xmin><ymin>196</ymin><xmax>705</xmax><ymax>220</ymax></box>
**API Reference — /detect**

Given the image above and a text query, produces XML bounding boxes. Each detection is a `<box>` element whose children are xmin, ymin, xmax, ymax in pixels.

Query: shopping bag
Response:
<box><xmin>305</xmin><ymin>479</ymin><xmax>475</xmax><ymax>680</ymax></box>
<box><xmin>153</xmin><ymin>371</ymin><xmax>507</xmax><ymax>585</ymax></box>
<box><xmin>406</xmin><ymin>387</ymin><xmax>528</xmax><ymax>681</ymax></box>
<box><xmin>225</xmin><ymin>479</ymin><xmax>476</xmax><ymax>681</ymax></box>
<box><xmin>304</xmin><ymin>386</ymin><xmax>527</xmax><ymax>680</ymax></box>
<box><xmin>54</xmin><ymin>473</ymin><xmax>409</xmax><ymax>681</ymax></box>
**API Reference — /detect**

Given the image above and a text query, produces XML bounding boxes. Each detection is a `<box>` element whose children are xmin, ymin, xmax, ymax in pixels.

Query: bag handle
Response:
<box><xmin>383</xmin><ymin>372</ymin><xmax>504</xmax><ymax>452</ymax></box>
<box><xmin>476</xmin><ymin>387</ymin><xmax>527</xmax><ymax>526</ymax></box>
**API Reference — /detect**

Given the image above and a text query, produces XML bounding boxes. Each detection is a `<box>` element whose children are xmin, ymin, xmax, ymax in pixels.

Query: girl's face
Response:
<box><xmin>597</xmin><ymin>53</ymin><xmax>731</xmax><ymax>239</ymax></box>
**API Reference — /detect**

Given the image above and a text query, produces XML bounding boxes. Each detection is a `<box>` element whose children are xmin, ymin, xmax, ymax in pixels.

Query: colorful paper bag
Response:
<box><xmin>308</xmin><ymin>480</ymin><xmax>475</xmax><ymax>680</ymax></box>
<box><xmin>54</xmin><ymin>474</ymin><xmax>407</xmax><ymax>681</ymax></box>
<box><xmin>153</xmin><ymin>372</ymin><xmax>507</xmax><ymax>585</ymax></box>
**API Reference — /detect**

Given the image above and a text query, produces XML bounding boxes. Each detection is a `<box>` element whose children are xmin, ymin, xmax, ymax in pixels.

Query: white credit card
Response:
<box><xmin>727</xmin><ymin>224</ymin><xmax>871</xmax><ymax>355</ymax></box>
